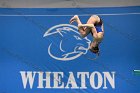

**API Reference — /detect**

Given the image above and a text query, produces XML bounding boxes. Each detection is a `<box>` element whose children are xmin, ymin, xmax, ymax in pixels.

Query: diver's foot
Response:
<box><xmin>70</xmin><ymin>15</ymin><xmax>78</xmax><ymax>24</ymax></box>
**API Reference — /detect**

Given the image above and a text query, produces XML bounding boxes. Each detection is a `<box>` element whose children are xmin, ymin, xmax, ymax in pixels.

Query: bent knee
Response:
<box><xmin>91</xmin><ymin>15</ymin><xmax>98</xmax><ymax>18</ymax></box>
<box><xmin>91</xmin><ymin>15</ymin><xmax>100</xmax><ymax>22</ymax></box>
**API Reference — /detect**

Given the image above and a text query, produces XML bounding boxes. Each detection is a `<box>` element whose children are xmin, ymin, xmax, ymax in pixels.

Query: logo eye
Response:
<box><xmin>74</xmin><ymin>35</ymin><xmax>82</xmax><ymax>40</ymax></box>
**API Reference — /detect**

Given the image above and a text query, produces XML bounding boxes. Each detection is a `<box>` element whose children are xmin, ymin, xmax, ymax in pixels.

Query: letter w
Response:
<box><xmin>20</xmin><ymin>71</ymin><xmax>36</xmax><ymax>89</ymax></box>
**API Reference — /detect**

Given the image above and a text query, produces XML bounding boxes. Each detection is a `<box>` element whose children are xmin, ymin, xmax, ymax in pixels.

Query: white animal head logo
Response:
<box><xmin>43</xmin><ymin>24</ymin><xmax>91</xmax><ymax>61</ymax></box>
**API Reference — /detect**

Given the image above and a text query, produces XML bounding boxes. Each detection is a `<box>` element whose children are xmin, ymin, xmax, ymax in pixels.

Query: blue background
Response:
<box><xmin>0</xmin><ymin>6</ymin><xmax>140</xmax><ymax>93</ymax></box>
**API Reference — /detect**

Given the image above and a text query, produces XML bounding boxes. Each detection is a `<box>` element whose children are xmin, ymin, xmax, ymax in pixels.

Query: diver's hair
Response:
<box><xmin>89</xmin><ymin>46</ymin><xmax>99</xmax><ymax>54</ymax></box>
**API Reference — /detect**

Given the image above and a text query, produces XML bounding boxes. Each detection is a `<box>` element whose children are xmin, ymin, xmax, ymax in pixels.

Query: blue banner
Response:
<box><xmin>0</xmin><ymin>6</ymin><xmax>140</xmax><ymax>93</ymax></box>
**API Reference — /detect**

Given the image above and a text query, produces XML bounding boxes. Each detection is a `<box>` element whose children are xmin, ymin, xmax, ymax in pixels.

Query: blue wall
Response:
<box><xmin>0</xmin><ymin>6</ymin><xmax>140</xmax><ymax>93</ymax></box>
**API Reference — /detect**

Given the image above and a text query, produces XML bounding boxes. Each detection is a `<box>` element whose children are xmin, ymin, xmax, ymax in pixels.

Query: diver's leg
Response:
<box><xmin>86</xmin><ymin>15</ymin><xmax>99</xmax><ymax>39</ymax></box>
<box><xmin>70</xmin><ymin>15</ymin><xmax>87</xmax><ymax>37</ymax></box>
<box><xmin>70</xmin><ymin>15</ymin><xmax>82</xmax><ymax>24</ymax></box>
<box><xmin>72</xmin><ymin>15</ymin><xmax>101</xmax><ymax>40</ymax></box>
<box><xmin>86</xmin><ymin>15</ymin><xmax>104</xmax><ymax>50</ymax></box>
<box><xmin>86</xmin><ymin>15</ymin><xmax>104</xmax><ymax>40</ymax></box>
<box><xmin>87</xmin><ymin>15</ymin><xmax>100</xmax><ymax>24</ymax></box>
<box><xmin>76</xmin><ymin>15</ymin><xmax>98</xmax><ymax>37</ymax></box>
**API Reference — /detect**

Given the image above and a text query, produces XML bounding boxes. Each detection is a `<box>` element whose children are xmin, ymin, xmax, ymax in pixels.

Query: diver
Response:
<box><xmin>70</xmin><ymin>15</ymin><xmax>104</xmax><ymax>55</ymax></box>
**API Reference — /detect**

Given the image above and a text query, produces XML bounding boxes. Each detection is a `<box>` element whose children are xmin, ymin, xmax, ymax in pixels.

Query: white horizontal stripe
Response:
<box><xmin>0</xmin><ymin>12</ymin><xmax>140</xmax><ymax>16</ymax></box>
<box><xmin>134</xmin><ymin>70</ymin><xmax>140</xmax><ymax>72</ymax></box>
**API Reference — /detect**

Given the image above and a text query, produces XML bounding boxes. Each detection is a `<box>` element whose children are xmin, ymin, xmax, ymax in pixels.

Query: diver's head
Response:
<box><xmin>89</xmin><ymin>42</ymin><xmax>100</xmax><ymax>54</ymax></box>
<box><xmin>89</xmin><ymin>46</ymin><xmax>99</xmax><ymax>54</ymax></box>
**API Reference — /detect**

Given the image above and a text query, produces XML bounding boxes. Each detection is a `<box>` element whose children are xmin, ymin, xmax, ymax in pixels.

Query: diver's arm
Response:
<box><xmin>78</xmin><ymin>24</ymin><xmax>94</xmax><ymax>28</ymax></box>
<box><xmin>78</xmin><ymin>24</ymin><xmax>93</xmax><ymax>38</ymax></box>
